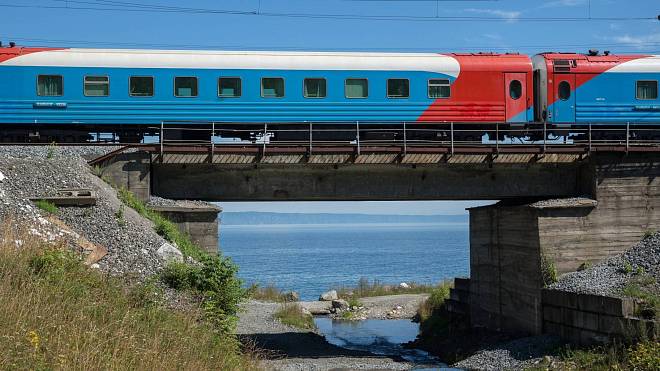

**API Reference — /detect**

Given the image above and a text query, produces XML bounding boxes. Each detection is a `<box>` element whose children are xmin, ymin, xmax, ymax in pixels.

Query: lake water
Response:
<box><xmin>220</xmin><ymin>222</ymin><xmax>469</xmax><ymax>301</ymax></box>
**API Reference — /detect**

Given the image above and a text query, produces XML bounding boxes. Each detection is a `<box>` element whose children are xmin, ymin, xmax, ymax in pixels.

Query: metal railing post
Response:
<box><xmin>403</xmin><ymin>121</ymin><xmax>407</xmax><ymax>155</ymax></box>
<box><xmin>450</xmin><ymin>122</ymin><xmax>454</xmax><ymax>155</ymax></box>
<box><xmin>626</xmin><ymin>122</ymin><xmax>630</xmax><ymax>153</ymax></box>
<box><xmin>543</xmin><ymin>123</ymin><xmax>547</xmax><ymax>152</ymax></box>
<box><xmin>495</xmin><ymin>122</ymin><xmax>499</xmax><ymax>154</ymax></box>
<box><xmin>309</xmin><ymin>122</ymin><xmax>313</xmax><ymax>155</ymax></box>
<box><xmin>263</xmin><ymin>123</ymin><xmax>268</xmax><ymax>154</ymax></box>
<box><xmin>588</xmin><ymin>123</ymin><xmax>592</xmax><ymax>153</ymax></box>
<box><xmin>210</xmin><ymin>122</ymin><xmax>215</xmax><ymax>164</ymax></box>
<box><xmin>160</xmin><ymin>121</ymin><xmax>164</xmax><ymax>163</ymax></box>
<box><xmin>356</xmin><ymin>121</ymin><xmax>361</xmax><ymax>155</ymax></box>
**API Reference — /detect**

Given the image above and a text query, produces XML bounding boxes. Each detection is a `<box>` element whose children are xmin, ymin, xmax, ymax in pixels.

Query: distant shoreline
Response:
<box><xmin>220</xmin><ymin>211</ymin><xmax>469</xmax><ymax>226</ymax></box>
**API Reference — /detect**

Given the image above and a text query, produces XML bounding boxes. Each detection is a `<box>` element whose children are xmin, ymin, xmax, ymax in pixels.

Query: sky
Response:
<box><xmin>3</xmin><ymin>0</ymin><xmax>658</xmax><ymax>215</ymax></box>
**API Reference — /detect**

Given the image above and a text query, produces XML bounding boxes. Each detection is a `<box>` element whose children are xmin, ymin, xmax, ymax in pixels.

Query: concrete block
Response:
<box><xmin>450</xmin><ymin>288</ymin><xmax>470</xmax><ymax>303</ymax></box>
<box><xmin>579</xmin><ymin>329</ymin><xmax>609</xmax><ymax>346</ymax></box>
<box><xmin>454</xmin><ymin>277</ymin><xmax>470</xmax><ymax>291</ymax></box>
<box><xmin>577</xmin><ymin>294</ymin><xmax>625</xmax><ymax>316</ymax></box>
<box><xmin>542</xmin><ymin>289</ymin><xmax>578</xmax><ymax>309</ymax></box>
<box><xmin>543</xmin><ymin>306</ymin><xmax>562</xmax><ymax>323</ymax></box>
<box><xmin>599</xmin><ymin>314</ymin><xmax>627</xmax><ymax>335</ymax></box>
<box><xmin>543</xmin><ymin>321</ymin><xmax>562</xmax><ymax>336</ymax></box>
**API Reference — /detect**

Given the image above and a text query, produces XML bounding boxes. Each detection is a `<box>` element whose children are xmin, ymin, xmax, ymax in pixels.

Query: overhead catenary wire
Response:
<box><xmin>0</xmin><ymin>0</ymin><xmax>656</xmax><ymax>22</ymax></box>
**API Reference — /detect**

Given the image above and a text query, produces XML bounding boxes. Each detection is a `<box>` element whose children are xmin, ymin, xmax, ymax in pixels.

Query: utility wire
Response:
<box><xmin>3</xmin><ymin>35</ymin><xmax>660</xmax><ymax>53</ymax></box>
<box><xmin>0</xmin><ymin>1</ymin><xmax>655</xmax><ymax>22</ymax></box>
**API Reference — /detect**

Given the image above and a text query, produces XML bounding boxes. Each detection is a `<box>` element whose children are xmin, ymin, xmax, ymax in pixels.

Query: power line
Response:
<box><xmin>0</xmin><ymin>1</ymin><xmax>655</xmax><ymax>22</ymax></box>
<box><xmin>3</xmin><ymin>35</ymin><xmax>660</xmax><ymax>53</ymax></box>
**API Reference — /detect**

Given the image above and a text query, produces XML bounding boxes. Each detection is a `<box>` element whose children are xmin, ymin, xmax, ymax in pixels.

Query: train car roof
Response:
<box><xmin>0</xmin><ymin>46</ymin><xmax>533</xmax><ymax>76</ymax></box>
<box><xmin>535</xmin><ymin>52</ymin><xmax>660</xmax><ymax>73</ymax></box>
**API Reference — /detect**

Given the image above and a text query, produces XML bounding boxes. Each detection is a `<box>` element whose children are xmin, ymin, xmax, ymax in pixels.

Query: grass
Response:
<box><xmin>619</xmin><ymin>278</ymin><xmax>659</xmax><ymax>319</ymax></box>
<box><xmin>115</xmin><ymin>205</ymin><xmax>126</xmax><ymax>227</ymax></box>
<box><xmin>336</xmin><ymin>277</ymin><xmax>448</xmax><ymax>299</ymax></box>
<box><xmin>114</xmin><ymin>186</ymin><xmax>247</xmax><ymax>333</ymax></box>
<box><xmin>34</xmin><ymin>199</ymin><xmax>58</xmax><ymax>215</ymax></box>
<box><xmin>416</xmin><ymin>280</ymin><xmax>452</xmax><ymax>323</ymax></box>
<box><xmin>541</xmin><ymin>253</ymin><xmax>558</xmax><ymax>287</ymax></box>
<box><xmin>247</xmin><ymin>283</ymin><xmax>286</xmax><ymax>302</ymax></box>
<box><xmin>527</xmin><ymin>341</ymin><xmax>660</xmax><ymax>371</ymax></box>
<box><xmin>273</xmin><ymin>303</ymin><xmax>315</xmax><ymax>330</ymax></box>
<box><xmin>46</xmin><ymin>141</ymin><xmax>57</xmax><ymax>159</ymax></box>
<box><xmin>0</xmin><ymin>222</ymin><xmax>259</xmax><ymax>370</ymax></box>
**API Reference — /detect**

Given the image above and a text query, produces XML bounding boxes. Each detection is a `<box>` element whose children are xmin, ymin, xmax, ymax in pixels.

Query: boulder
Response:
<box><xmin>0</xmin><ymin>171</ymin><xmax>5</xmax><ymax>182</ymax></box>
<box><xmin>399</xmin><ymin>282</ymin><xmax>410</xmax><ymax>289</ymax></box>
<box><xmin>282</xmin><ymin>291</ymin><xmax>300</xmax><ymax>302</ymax></box>
<box><xmin>332</xmin><ymin>299</ymin><xmax>349</xmax><ymax>311</ymax></box>
<box><xmin>157</xmin><ymin>242</ymin><xmax>184</xmax><ymax>263</ymax></box>
<box><xmin>319</xmin><ymin>290</ymin><xmax>338</xmax><ymax>301</ymax></box>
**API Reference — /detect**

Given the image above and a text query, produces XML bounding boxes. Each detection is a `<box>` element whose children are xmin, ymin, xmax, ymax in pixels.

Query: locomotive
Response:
<box><xmin>0</xmin><ymin>45</ymin><xmax>658</xmax><ymax>142</ymax></box>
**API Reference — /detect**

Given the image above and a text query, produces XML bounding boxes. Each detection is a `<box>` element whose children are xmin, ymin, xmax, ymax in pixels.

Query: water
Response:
<box><xmin>220</xmin><ymin>222</ymin><xmax>469</xmax><ymax>301</ymax></box>
<box><xmin>314</xmin><ymin>318</ymin><xmax>454</xmax><ymax>369</ymax></box>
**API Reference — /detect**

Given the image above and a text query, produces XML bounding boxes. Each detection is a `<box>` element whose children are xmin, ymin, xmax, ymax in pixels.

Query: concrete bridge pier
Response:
<box><xmin>460</xmin><ymin>155</ymin><xmax>660</xmax><ymax>337</ymax></box>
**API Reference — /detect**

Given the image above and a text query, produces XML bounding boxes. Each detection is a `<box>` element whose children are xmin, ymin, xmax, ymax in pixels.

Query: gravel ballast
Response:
<box><xmin>549</xmin><ymin>232</ymin><xmax>660</xmax><ymax>297</ymax></box>
<box><xmin>0</xmin><ymin>145</ymin><xmax>168</xmax><ymax>278</ymax></box>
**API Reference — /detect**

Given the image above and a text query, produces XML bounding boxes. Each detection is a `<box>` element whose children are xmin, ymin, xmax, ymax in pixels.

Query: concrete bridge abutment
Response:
<box><xmin>463</xmin><ymin>154</ymin><xmax>660</xmax><ymax>338</ymax></box>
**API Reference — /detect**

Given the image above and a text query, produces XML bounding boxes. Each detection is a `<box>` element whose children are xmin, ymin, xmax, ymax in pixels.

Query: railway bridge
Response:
<box><xmin>91</xmin><ymin>125</ymin><xmax>660</xmax><ymax>342</ymax></box>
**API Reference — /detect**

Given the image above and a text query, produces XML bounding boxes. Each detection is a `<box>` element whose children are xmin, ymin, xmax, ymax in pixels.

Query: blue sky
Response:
<box><xmin>3</xmin><ymin>0</ymin><xmax>658</xmax><ymax>214</ymax></box>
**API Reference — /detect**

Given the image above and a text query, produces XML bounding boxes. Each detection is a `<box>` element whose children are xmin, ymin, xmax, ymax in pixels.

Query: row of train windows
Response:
<box><xmin>35</xmin><ymin>75</ymin><xmax>452</xmax><ymax>99</ymax></box>
<box><xmin>555</xmin><ymin>80</ymin><xmax>658</xmax><ymax>101</ymax></box>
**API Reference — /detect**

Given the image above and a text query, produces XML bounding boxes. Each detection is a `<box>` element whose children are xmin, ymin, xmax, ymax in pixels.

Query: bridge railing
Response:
<box><xmin>152</xmin><ymin>121</ymin><xmax>660</xmax><ymax>159</ymax></box>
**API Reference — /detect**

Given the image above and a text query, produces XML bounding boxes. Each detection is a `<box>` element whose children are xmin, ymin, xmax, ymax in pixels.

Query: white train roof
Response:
<box><xmin>607</xmin><ymin>55</ymin><xmax>660</xmax><ymax>73</ymax></box>
<box><xmin>1</xmin><ymin>48</ymin><xmax>461</xmax><ymax>77</ymax></box>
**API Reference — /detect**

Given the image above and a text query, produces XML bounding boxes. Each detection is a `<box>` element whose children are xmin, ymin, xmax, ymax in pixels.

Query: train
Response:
<box><xmin>0</xmin><ymin>45</ymin><xmax>659</xmax><ymax>142</ymax></box>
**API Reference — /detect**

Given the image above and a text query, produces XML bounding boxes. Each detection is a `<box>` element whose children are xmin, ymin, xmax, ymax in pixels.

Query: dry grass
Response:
<box><xmin>248</xmin><ymin>283</ymin><xmax>286</xmax><ymax>302</ymax></box>
<box><xmin>0</xmin><ymin>220</ymin><xmax>260</xmax><ymax>370</ymax></box>
<box><xmin>336</xmin><ymin>277</ymin><xmax>452</xmax><ymax>300</ymax></box>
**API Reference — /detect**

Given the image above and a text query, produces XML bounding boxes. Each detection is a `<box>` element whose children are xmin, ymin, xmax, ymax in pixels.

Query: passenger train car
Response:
<box><xmin>0</xmin><ymin>45</ymin><xmax>658</xmax><ymax>142</ymax></box>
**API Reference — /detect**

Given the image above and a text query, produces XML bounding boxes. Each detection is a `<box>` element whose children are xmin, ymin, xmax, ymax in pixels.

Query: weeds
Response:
<box><xmin>115</xmin><ymin>205</ymin><xmax>126</xmax><ymax>227</ymax></box>
<box><xmin>540</xmin><ymin>341</ymin><xmax>660</xmax><ymax>371</ymax></box>
<box><xmin>0</xmin><ymin>223</ymin><xmax>259</xmax><ymax>370</ymax></box>
<box><xmin>33</xmin><ymin>200</ymin><xmax>58</xmax><ymax>215</ymax></box>
<box><xmin>619</xmin><ymin>280</ymin><xmax>659</xmax><ymax>319</ymax></box>
<box><xmin>541</xmin><ymin>254</ymin><xmax>558</xmax><ymax>286</ymax></box>
<box><xmin>273</xmin><ymin>303</ymin><xmax>315</xmax><ymax>330</ymax></box>
<box><xmin>336</xmin><ymin>277</ymin><xmax>446</xmax><ymax>299</ymax></box>
<box><xmin>113</xmin><ymin>186</ymin><xmax>246</xmax><ymax>333</ymax></box>
<box><xmin>247</xmin><ymin>283</ymin><xmax>285</xmax><ymax>302</ymax></box>
<box><xmin>46</xmin><ymin>142</ymin><xmax>57</xmax><ymax>159</ymax></box>
<box><xmin>622</xmin><ymin>260</ymin><xmax>634</xmax><ymax>274</ymax></box>
<box><xmin>416</xmin><ymin>281</ymin><xmax>452</xmax><ymax>323</ymax></box>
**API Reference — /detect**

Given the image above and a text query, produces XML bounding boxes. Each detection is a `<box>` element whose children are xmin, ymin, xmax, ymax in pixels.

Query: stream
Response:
<box><xmin>314</xmin><ymin>317</ymin><xmax>457</xmax><ymax>370</ymax></box>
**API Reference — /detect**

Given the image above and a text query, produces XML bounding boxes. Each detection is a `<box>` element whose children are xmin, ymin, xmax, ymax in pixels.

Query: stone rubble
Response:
<box><xmin>0</xmin><ymin>145</ymin><xmax>168</xmax><ymax>279</ymax></box>
<box><xmin>452</xmin><ymin>335</ymin><xmax>562</xmax><ymax>371</ymax></box>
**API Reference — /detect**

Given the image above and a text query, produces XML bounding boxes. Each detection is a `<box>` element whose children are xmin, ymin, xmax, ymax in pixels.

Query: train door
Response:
<box><xmin>552</xmin><ymin>75</ymin><xmax>576</xmax><ymax>123</ymax></box>
<box><xmin>504</xmin><ymin>73</ymin><xmax>527</xmax><ymax>122</ymax></box>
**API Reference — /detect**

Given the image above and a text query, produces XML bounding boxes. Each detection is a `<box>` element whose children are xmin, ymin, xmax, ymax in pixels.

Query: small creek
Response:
<box><xmin>314</xmin><ymin>317</ymin><xmax>457</xmax><ymax>370</ymax></box>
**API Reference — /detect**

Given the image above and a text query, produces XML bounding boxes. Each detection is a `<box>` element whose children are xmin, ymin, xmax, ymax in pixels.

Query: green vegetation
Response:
<box><xmin>336</xmin><ymin>277</ymin><xmax>447</xmax><ymax>299</ymax></box>
<box><xmin>642</xmin><ymin>230</ymin><xmax>656</xmax><ymax>239</ymax></box>
<box><xmin>577</xmin><ymin>261</ymin><xmax>592</xmax><ymax>271</ymax></box>
<box><xmin>619</xmin><ymin>277</ymin><xmax>659</xmax><ymax>319</ymax></box>
<box><xmin>541</xmin><ymin>254</ymin><xmax>558</xmax><ymax>286</ymax></box>
<box><xmin>273</xmin><ymin>303</ymin><xmax>315</xmax><ymax>330</ymax></box>
<box><xmin>34</xmin><ymin>199</ymin><xmax>58</xmax><ymax>215</ymax></box>
<box><xmin>622</xmin><ymin>259</ymin><xmax>634</xmax><ymax>274</ymax></box>
<box><xmin>46</xmin><ymin>142</ymin><xmax>57</xmax><ymax>159</ymax></box>
<box><xmin>115</xmin><ymin>187</ymin><xmax>246</xmax><ymax>333</ymax></box>
<box><xmin>115</xmin><ymin>205</ymin><xmax>126</xmax><ymax>227</ymax></box>
<box><xmin>347</xmin><ymin>296</ymin><xmax>363</xmax><ymax>308</ymax></box>
<box><xmin>247</xmin><ymin>283</ymin><xmax>285</xmax><ymax>302</ymax></box>
<box><xmin>0</xmin><ymin>226</ymin><xmax>258</xmax><ymax>370</ymax></box>
<box><xmin>416</xmin><ymin>281</ymin><xmax>452</xmax><ymax>323</ymax></box>
<box><xmin>527</xmin><ymin>341</ymin><xmax>660</xmax><ymax>371</ymax></box>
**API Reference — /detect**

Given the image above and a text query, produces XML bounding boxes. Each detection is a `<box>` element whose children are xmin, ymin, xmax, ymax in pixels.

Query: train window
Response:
<box><xmin>37</xmin><ymin>75</ymin><xmax>63</xmax><ymax>96</ymax></box>
<box><xmin>428</xmin><ymin>79</ymin><xmax>450</xmax><ymax>99</ymax></box>
<box><xmin>558</xmin><ymin>81</ymin><xmax>571</xmax><ymax>101</ymax></box>
<box><xmin>387</xmin><ymin>79</ymin><xmax>409</xmax><ymax>99</ymax></box>
<box><xmin>175</xmin><ymin>77</ymin><xmax>198</xmax><ymax>97</ymax></box>
<box><xmin>637</xmin><ymin>80</ymin><xmax>658</xmax><ymax>100</ymax></box>
<box><xmin>218</xmin><ymin>77</ymin><xmax>242</xmax><ymax>98</ymax></box>
<box><xmin>304</xmin><ymin>78</ymin><xmax>327</xmax><ymax>98</ymax></box>
<box><xmin>509</xmin><ymin>80</ymin><xmax>523</xmax><ymax>100</ymax></box>
<box><xmin>262</xmin><ymin>78</ymin><xmax>285</xmax><ymax>98</ymax></box>
<box><xmin>130</xmin><ymin>76</ymin><xmax>154</xmax><ymax>97</ymax></box>
<box><xmin>345</xmin><ymin>78</ymin><xmax>368</xmax><ymax>98</ymax></box>
<box><xmin>84</xmin><ymin>76</ymin><xmax>109</xmax><ymax>97</ymax></box>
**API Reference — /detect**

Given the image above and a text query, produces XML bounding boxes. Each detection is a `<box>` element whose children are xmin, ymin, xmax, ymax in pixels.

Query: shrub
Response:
<box><xmin>417</xmin><ymin>281</ymin><xmax>452</xmax><ymax>322</ymax></box>
<box><xmin>33</xmin><ymin>200</ymin><xmax>58</xmax><ymax>215</ymax></box>
<box><xmin>628</xmin><ymin>341</ymin><xmax>660</xmax><ymax>370</ymax></box>
<box><xmin>113</xmin><ymin>186</ymin><xmax>246</xmax><ymax>332</ymax></box>
<box><xmin>541</xmin><ymin>254</ymin><xmax>558</xmax><ymax>286</ymax></box>
<box><xmin>274</xmin><ymin>303</ymin><xmax>315</xmax><ymax>330</ymax></box>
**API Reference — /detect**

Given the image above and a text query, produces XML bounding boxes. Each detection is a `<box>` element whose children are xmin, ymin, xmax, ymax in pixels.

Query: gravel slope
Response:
<box><xmin>0</xmin><ymin>146</ymin><xmax>167</xmax><ymax>278</ymax></box>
